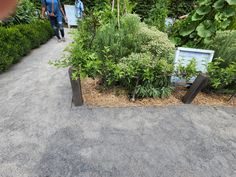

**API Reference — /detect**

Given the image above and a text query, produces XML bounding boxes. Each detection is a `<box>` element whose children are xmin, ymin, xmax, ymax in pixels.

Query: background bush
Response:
<box><xmin>145</xmin><ymin>0</ymin><xmax>169</xmax><ymax>32</ymax></box>
<box><xmin>0</xmin><ymin>20</ymin><xmax>53</xmax><ymax>72</ymax></box>
<box><xmin>206</xmin><ymin>30</ymin><xmax>236</xmax><ymax>67</ymax></box>
<box><xmin>205</xmin><ymin>30</ymin><xmax>236</xmax><ymax>92</ymax></box>
<box><xmin>170</xmin><ymin>0</ymin><xmax>236</xmax><ymax>47</ymax></box>
<box><xmin>1</xmin><ymin>0</ymin><xmax>38</xmax><ymax>26</ymax></box>
<box><xmin>168</xmin><ymin>0</ymin><xmax>196</xmax><ymax>18</ymax></box>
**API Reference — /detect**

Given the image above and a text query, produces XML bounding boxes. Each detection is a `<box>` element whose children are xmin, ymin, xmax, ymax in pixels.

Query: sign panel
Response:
<box><xmin>165</xmin><ymin>17</ymin><xmax>174</xmax><ymax>27</ymax></box>
<box><xmin>64</xmin><ymin>5</ymin><xmax>77</xmax><ymax>27</ymax></box>
<box><xmin>171</xmin><ymin>47</ymin><xmax>214</xmax><ymax>83</ymax></box>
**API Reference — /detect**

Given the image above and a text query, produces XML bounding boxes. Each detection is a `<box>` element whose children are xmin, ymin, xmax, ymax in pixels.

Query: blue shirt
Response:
<box><xmin>75</xmin><ymin>0</ymin><xmax>84</xmax><ymax>18</ymax></box>
<box><xmin>42</xmin><ymin>0</ymin><xmax>62</xmax><ymax>17</ymax></box>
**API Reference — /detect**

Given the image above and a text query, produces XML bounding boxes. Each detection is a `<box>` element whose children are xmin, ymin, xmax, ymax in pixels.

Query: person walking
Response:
<box><xmin>41</xmin><ymin>0</ymin><xmax>67</xmax><ymax>42</ymax></box>
<box><xmin>75</xmin><ymin>0</ymin><xmax>84</xmax><ymax>19</ymax></box>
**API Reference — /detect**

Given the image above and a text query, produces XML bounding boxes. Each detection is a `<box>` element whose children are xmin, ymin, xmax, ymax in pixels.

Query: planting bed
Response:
<box><xmin>81</xmin><ymin>78</ymin><xmax>236</xmax><ymax>107</ymax></box>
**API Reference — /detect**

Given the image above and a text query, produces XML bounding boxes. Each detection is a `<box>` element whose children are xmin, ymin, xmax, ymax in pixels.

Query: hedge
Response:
<box><xmin>0</xmin><ymin>20</ymin><xmax>54</xmax><ymax>72</ymax></box>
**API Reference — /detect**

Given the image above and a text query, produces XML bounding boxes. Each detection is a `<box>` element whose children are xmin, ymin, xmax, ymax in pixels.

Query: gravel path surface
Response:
<box><xmin>0</xmin><ymin>29</ymin><xmax>236</xmax><ymax>177</ymax></box>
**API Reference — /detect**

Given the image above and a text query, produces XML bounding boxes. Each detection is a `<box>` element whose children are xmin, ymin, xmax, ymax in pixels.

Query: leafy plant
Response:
<box><xmin>206</xmin><ymin>30</ymin><xmax>236</xmax><ymax>67</ymax></box>
<box><xmin>175</xmin><ymin>58</ymin><xmax>198</xmax><ymax>82</ymax></box>
<box><xmin>145</xmin><ymin>0</ymin><xmax>169</xmax><ymax>32</ymax></box>
<box><xmin>170</xmin><ymin>0</ymin><xmax>236</xmax><ymax>47</ymax></box>
<box><xmin>53</xmin><ymin>13</ymin><xmax>175</xmax><ymax>99</ymax></box>
<box><xmin>168</xmin><ymin>0</ymin><xmax>196</xmax><ymax>18</ymax></box>
<box><xmin>94</xmin><ymin>14</ymin><xmax>142</xmax><ymax>62</ymax></box>
<box><xmin>2</xmin><ymin>0</ymin><xmax>38</xmax><ymax>26</ymax></box>
<box><xmin>114</xmin><ymin>53</ymin><xmax>174</xmax><ymax>98</ymax></box>
<box><xmin>131</xmin><ymin>0</ymin><xmax>156</xmax><ymax>19</ymax></box>
<box><xmin>207</xmin><ymin>57</ymin><xmax>236</xmax><ymax>90</ymax></box>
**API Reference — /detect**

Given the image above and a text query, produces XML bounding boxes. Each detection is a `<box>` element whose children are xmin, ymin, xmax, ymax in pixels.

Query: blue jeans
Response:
<box><xmin>49</xmin><ymin>15</ymin><xmax>64</xmax><ymax>39</ymax></box>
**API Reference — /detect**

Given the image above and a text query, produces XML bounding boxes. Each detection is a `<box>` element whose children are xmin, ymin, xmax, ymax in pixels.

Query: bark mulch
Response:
<box><xmin>81</xmin><ymin>78</ymin><xmax>236</xmax><ymax>107</ymax></box>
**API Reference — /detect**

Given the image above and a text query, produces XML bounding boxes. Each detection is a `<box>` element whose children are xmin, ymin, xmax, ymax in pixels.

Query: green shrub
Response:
<box><xmin>0</xmin><ymin>20</ymin><xmax>53</xmax><ymax>72</ymax></box>
<box><xmin>175</xmin><ymin>58</ymin><xmax>198</xmax><ymax>82</ymax></box>
<box><xmin>207</xmin><ymin>58</ymin><xmax>236</xmax><ymax>91</ymax></box>
<box><xmin>94</xmin><ymin>14</ymin><xmax>142</xmax><ymax>62</ymax></box>
<box><xmin>94</xmin><ymin>14</ymin><xmax>175</xmax><ymax>63</ymax></box>
<box><xmin>17</xmin><ymin>24</ymin><xmax>41</xmax><ymax>48</ymax></box>
<box><xmin>131</xmin><ymin>0</ymin><xmax>156</xmax><ymax>20</ymax></box>
<box><xmin>145</xmin><ymin>0</ymin><xmax>169</xmax><ymax>32</ymax></box>
<box><xmin>113</xmin><ymin>53</ymin><xmax>174</xmax><ymax>98</ymax></box>
<box><xmin>206</xmin><ymin>30</ymin><xmax>236</xmax><ymax>67</ymax></box>
<box><xmin>54</xmin><ymin>14</ymin><xmax>175</xmax><ymax>99</ymax></box>
<box><xmin>138</xmin><ymin>25</ymin><xmax>175</xmax><ymax>63</ymax></box>
<box><xmin>3</xmin><ymin>0</ymin><xmax>38</xmax><ymax>26</ymax></box>
<box><xmin>168</xmin><ymin>0</ymin><xmax>196</xmax><ymax>19</ymax></box>
<box><xmin>0</xmin><ymin>27</ymin><xmax>30</xmax><ymax>64</ymax></box>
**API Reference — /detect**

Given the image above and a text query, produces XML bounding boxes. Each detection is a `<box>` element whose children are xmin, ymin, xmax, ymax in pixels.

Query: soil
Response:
<box><xmin>81</xmin><ymin>78</ymin><xmax>236</xmax><ymax>107</ymax></box>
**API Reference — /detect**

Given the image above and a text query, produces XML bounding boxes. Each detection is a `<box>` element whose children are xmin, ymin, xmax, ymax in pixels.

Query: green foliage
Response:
<box><xmin>2</xmin><ymin>0</ymin><xmax>38</xmax><ymax>26</ymax></box>
<box><xmin>30</xmin><ymin>0</ymin><xmax>42</xmax><ymax>10</ymax></box>
<box><xmin>145</xmin><ymin>0</ymin><xmax>169</xmax><ymax>31</ymax></box>
<box><xmin>53</xmin><ymin>13</ymin><xmax>175</xmax><ymax>99</ymax></box>
<box><xmin>0</xmin><ymin>20</ymin><xmax>53</xmax><ymax>72</ymax></box>
<box><xmin>170</xmin><ymin>0</ymin><xmax>236</xmax><ymax>47</ymax></box>
<box><xmin>168</xmin><ymin>0</ymin><xmax>196</xmax><ymax>18</ymax></box>
<box><xmin>131</xmin><ymin>0</ymin><xmax>156</xmax><ymax>19</ymax></box>
<box><xmin>94</xmin><ymin>14</ymin><xmax>142</xmax><ymax>62</ymax></box>
<box><xmin>207</xmin><ymin>58</ymin><xmax>236</xmax><ymax>90</ymax></box>
<box><xmin>0</xmin><ymin>27</ymin><xmax>31</xmax><ymax>65</ymax></box>
<box><xmin>175</xmin><ymin>58</ymin><xmax>198</xmax><ymax>82</ymax></box>
<box><xmin>206</xmin><ymin>30</ymin><xmax>236</xmax><ymax>67</ymax></box>
<box><xmin>114</xmin><ymin>53</ymin><xmax>174</xmax><ymax>98</ymax></box>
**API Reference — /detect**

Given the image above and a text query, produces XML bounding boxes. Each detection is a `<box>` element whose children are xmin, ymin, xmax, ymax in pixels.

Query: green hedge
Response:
<box><xmin>0</xmin><ymin>20</ymin><xmax>54</xmax><ymax>72</ymax></box>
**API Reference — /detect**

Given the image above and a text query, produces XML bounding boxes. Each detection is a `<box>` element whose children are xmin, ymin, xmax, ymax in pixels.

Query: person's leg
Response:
<box><xmin>49</xmin><ymin>16</ymin><xmax>60</xmax><ymax>39</ymax></box>
<box><xmin>57</xmin><ymin>15</ymin><xmax>65</xmax><ymax>39</ymax></box>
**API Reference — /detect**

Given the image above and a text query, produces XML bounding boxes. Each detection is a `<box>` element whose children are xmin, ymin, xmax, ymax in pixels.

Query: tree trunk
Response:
<box><xmin>117</xmin><ymin>0</ymin><xmax>120</xmax><ymax>28</ymax></box>
<box><xmin>112</xmin><ymin>0</ymin><xmax>115</xmax><ymax>12</ymax></box>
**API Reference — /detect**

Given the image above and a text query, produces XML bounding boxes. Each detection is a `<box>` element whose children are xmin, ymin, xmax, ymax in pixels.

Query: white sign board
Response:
<box><xmin>165</xmin><ymin>17</ymin><xmax>174</xmax><ymax>27</ymax></box>
<box><xmin>64</xmin><ymin>5</ymin><xmax>77</xmax><ymax>27</ymax></box>
<box><xmin>171</xmin><ymin>47</ymin><xmax>214</xmax><ymax>83</ymax></box>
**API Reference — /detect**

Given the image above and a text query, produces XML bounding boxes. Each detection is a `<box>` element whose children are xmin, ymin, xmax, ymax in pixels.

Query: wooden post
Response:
<box><xmin>182</xmin><ymin>74</ymin><xmax>209</xmax><ymax>104</ymax></box>
<box><xmin>117</xmin><ymin>0</ymin><xmax>120</xmax><ymax>28</ymax></box>
<box><xmin>228</xmin><ymin>92</ymin><xmax>236</xmax><ymax>102</ymax></box>
<box><xmin>123</xmin><ymin>0</ymin><xmax>127</xmax><ymax>14</ymax></box>
<box><xmin>112</xmin><ymin>0</ymin><xmax>115</xmax><ymax>12</ymax></box>
<box><xmin>68</xmin><ymin>67</ymin><xmax>84</xmax><ymax>106</ymax></box>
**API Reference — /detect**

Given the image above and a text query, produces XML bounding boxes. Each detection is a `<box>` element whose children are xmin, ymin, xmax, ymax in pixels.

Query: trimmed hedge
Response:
<box><xmin>0</xmin><ymin>20</ymin><xmax>54</xmax><ymax>72</ymax></box>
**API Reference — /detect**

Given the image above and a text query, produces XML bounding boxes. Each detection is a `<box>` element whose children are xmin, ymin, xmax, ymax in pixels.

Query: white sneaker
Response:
<box><xmin>57</xmin><ymin>38</ymin><xmax>62</xmax><ymax>43</ymax></box>
<box><xmin>62</xmin><ymin>37</ymin><xmax>66</xmax><ymax>42</ymax></box>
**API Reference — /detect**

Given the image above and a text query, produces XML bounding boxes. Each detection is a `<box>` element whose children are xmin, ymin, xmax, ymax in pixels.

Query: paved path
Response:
<box><xmin>0</xmin><ymin>29</ymin><xmax>236</xmax><ymax>177</ymax></box>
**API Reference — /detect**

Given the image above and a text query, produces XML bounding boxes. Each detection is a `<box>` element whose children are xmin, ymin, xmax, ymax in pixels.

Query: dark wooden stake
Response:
<box><xmin>228</xmin><ymin>92</ymin><xmax>236</xmax><ymax>102</ymax></box>
<box><xmin>68</xmin><ymin>67</ymin><xmax>83</xmax><ymax>106</ymax></box>
<box><xmin>182</xmin><ymin>74</ymin><xmax>209</xmax><ymax>104</ymax></box>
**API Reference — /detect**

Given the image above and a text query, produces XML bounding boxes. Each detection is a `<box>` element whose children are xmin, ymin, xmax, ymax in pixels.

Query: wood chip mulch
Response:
<box><xmin>81</xmin><ymin>78</ymin><xmax>236</xmax><ymax>107</ymax></box>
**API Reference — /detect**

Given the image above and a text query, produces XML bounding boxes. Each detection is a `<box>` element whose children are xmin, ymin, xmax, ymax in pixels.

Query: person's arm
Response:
<box><xmin>59</xmin><ymin>0</ymin><xmax>67</xmax><ymax>21</ymax></box>
<box><xmin>81</xmin><ymin>1</ymin><xmax>84</xmax><ymax>16</ymax></box>
<box><xmin>81</xmin><ymin>2</ymin><xmax>84</xmax><ymax>12</ymax></box>
<box><xmin>179</xmin><ymin>14</ymin><xmax>188</xmax><ymax>19</ymax></box>
<box><xmin>41</xmin><ymin>0</ymin><xmax>46</xmax><ymax>18</ymax></box>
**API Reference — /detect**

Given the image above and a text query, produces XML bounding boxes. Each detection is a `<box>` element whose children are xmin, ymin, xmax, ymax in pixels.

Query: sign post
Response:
<box><xmin>64</xmin><ymin>5</ymin><xmax>77</xmax><ymax>28</ymax></box>
<box><xmin>171</xmin><ymin>47</ymin><xmax>214</xmax><ymax>84</ymax></box>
